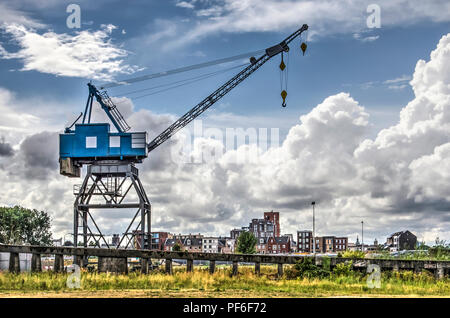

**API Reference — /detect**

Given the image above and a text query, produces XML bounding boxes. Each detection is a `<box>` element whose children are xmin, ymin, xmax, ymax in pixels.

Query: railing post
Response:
<box><xmin>141</xmin><ymin>258</ymin><xmax>148</xmax><ymax>274</ymax></box>
<box><xmin>9</xmin><ymin>252</ymin><xmax>20</xmax><ymax>273</ymax></box>
<box><xmin>255</xmin><ymin>262</ymin><xmax>260</xmax><ymax>275</ymax></box>
<box><xmin>54</xmin><ymin>254</ymin><xmax>64</xmax><ymax>273</ymax></box>
<box><xmin>31</xmin><ymin>253</ymin><xmax>42</xmax><ymax>272</ymax></box>
<box><xmin>435</xmin><ymin>264</ymin><xmax>444</xmax><ymax>280</ymax></box>
<box><xmin>98</xmin><ymin>257</ymin><xmax>128</xmax><ymax>274</ymax></box>
<box><xmin>414</xmin><ymin>262</ymin><xmax>422</xmax><ymax>274</ymax></box>
<box><xmin>392</xmin><ymin>262</ymin><xmax>399</xmax><ymax>272</ymax></box>
<box><xmin>277</xmin><ymin>263</ymin><xmax>283</xmax><ymax>277</ymax></box>
<box><xmin>232</xmin><ymin>261</ymin><xmax>238</xmax><ymax>276</ymax></box>
<box><xmin>187</xmin><ymin>259</ymin><xmax>193</xmax><ymax>272</ymax></box>
<box><xmin>209</xmin><ymin>260</ymin><xmax>216</xmax><ymax>274</ymax></box>
<box><xmin>73</xmin><ymin>255</ymin><xmax>82</xmax><ymax>267</ymax></box>
<box><xmin>165</xmin><ymin>259</ymin><xmax>173</xmax><ymax>275</ymax></box>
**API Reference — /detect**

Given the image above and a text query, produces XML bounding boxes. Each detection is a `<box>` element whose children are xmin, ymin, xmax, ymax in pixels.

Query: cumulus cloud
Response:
<box><xmin>0</xmin><ymin>137</ymin><xmax>14</xmax><ymax>157</ymax></box>
<box><xmin>0</xmin><ymin>23</ymin><xmax>141</xmax><ymax>81</ymax></box>
<box><xmin>133</xmin><ymin>32</ymin><xmax>450</xmax><ymax>242</ymax></box>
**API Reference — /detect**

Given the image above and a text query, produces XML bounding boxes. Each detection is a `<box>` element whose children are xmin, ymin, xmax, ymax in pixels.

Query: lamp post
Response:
<box><xmin>361</xmin><ymin>221</ymin><xmax>364</xmax><ymax>253</ymax></box>
<box><xmin>312</xmin><ymin>201</ymin><xmax>316</xmax><ymax>255</ymax></box>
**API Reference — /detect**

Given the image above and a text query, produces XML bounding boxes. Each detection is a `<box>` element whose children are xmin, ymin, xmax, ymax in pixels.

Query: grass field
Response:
<box><xmin>0</xmin><ymin>265</ymin><xmax>448</xmax><ymax>298</ymax></box>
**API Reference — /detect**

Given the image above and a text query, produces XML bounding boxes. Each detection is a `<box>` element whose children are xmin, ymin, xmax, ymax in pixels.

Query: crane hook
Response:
<box><xmin>281</xmin><ymin>90</ymin><xmax>287</xmax><ymax>107</ymax></box>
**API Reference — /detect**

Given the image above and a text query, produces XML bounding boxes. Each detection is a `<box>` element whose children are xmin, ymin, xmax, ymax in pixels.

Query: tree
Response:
<box><xmin>172</xmin><ymin>242</ymin><xmax>182</xmax><ymax>251</ymax></box>
<box><xmin>236</xmin><ymin>231</ymin><xmax>257</xmax><ymax>254</ymax></box>
<box><xmin>0</xmin><ymin>206</ymin><xmax>52</xmax><ymax>245</ymax></box>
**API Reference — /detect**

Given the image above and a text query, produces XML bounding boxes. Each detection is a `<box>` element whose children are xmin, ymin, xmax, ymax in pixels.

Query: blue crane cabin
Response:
<box><xmin>59</xmin><ymin>123</ymin><xmax>148</xmax><ymax>177</ymax></box>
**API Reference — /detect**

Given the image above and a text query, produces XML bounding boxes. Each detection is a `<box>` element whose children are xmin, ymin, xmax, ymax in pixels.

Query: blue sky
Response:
<box><xmin>0</xmin><ymin>0</ymin><xmax>450</xmax><ymax>244</ymax></box>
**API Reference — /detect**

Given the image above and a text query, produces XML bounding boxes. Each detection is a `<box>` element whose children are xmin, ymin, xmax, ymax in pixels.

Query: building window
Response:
<box><xmin>109</xmin><ymin>136</ymin><xmax>120</xmax><ymax>148</ymax></box>
<box><xmin>86</xmin><ymin>136</ymin><xmax>97</xmax><ymax>148</ymax></box>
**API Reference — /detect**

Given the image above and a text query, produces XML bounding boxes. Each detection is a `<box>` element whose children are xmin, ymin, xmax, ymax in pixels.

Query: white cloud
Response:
<box><xmin>360</xmin><ymin>35</ymin><xmax>379</xmax><ymax>42</ymax></box>
<box><xmin>388</xmin><ymin>84</ymin><xmax>408</xmax><ymax>90</ymax></box>
<box><xmin>0</xmin><ymin>23</ymin><xmax>141</xmax><ymax>81</ymax></box>
<box><xmin>176</xmin><ymin>1</ymin><xmax>195</xmax><ymax>9</ymax></box>
<box><xmin>151</xmin><ymin>0</ymin><xmax>450</xmax><ymax>50</ymax></box>
<box><xmin>384</xmin><ymin>75</ymin><xmax>412</xmax><ymax>84</ymax></box>
<box><xmin>353</xmin><ymin>33</ymin><xmax>379</xmax><ymax>42</ymax></box>
<box><xmin>0</xmin><ymin>2</ymin><xmax>46</xmax><ymax>28</ymax></box>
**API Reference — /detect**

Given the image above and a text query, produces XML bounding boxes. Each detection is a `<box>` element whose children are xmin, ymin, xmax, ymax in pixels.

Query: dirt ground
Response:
<box><xmin>0</xmin><ymin>289</ymin><xmax>446</xmax><ymax>298</ymax></box>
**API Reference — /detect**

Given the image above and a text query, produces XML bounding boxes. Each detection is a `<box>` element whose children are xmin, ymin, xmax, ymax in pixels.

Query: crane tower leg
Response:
<box><xmin>72</xmin><ymin>162</ymin><xmax>151</xmax><ymax>270</ymax></box>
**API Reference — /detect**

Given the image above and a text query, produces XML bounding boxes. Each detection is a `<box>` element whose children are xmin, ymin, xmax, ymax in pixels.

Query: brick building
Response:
<box><xmin>256</xmin><ymin>237</ymin><xmax>268</xmax><ymax>254</ymax></box>
<box><xmin>163</xmin><ymin>238</ymin><xmax>183</xmax><ymax>251</ymax></box>
<box><xmin>386</xmin><ymin>230</ymin><xmax>417</xmax><ymax>251</ymax></box>
<box><xmin>181</xmin><ymin>237</ymin><xmax>202</xmax><ymax>252</ymax></box>
<box><xmin>267</xmin><ymin>236</ymin><xmax>290</xmax><ymax>254</ymax></box>
<box><xmin>151</xmin><ymin>232</ymin><xmax>171</xmax><ymax>250</ymax></box>
<box><xmin>334</xmin><ymin>237</ymin><xmax>348</xmax><ymax>252</ymax></box>
<box><xmin>264</xmin><ymin>211</ymin><xmax>280</xmax><ymax>237</ymax></box>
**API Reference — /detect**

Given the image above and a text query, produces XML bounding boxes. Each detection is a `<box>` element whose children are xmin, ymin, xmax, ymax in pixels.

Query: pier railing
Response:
<box><xmin>0</xmin><ymin>244</ymin><xmax>448</xmax><ymax>279</ymax></box>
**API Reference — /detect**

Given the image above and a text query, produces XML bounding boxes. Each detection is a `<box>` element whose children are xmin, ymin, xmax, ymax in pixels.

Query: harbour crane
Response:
<box><xmin>59</xmin><ymin>24</ymin><xmax>308</xmax><ymax>256</ymax></box>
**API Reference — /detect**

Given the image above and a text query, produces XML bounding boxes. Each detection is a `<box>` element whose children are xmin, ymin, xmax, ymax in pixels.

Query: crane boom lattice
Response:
<box><xmin>147</xmin><ymin>54</ymin><xmax>270</xmax><ymax>152</ymax></box>
<box><xmin>147</xmin><ymin>24</ymin><xmax>308</xmax><ymax>153</ymax></box>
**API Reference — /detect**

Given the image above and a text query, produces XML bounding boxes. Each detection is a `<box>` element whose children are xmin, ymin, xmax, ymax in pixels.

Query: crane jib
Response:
<box><xmin>147</xmin><ymin>24</ymin><xmax>308</xmax><ymax>152</ymax></box>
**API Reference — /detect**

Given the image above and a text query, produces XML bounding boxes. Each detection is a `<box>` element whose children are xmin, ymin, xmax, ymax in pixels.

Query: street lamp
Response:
<box><xmin>312</xmin><ymin>201</ymin><xmax>316</xmax><ymax>255</ymax></box>
<box><xmin>361</xmin><ymin>221</ymin><xmax>364</xmax><ymax>253</ymax></box>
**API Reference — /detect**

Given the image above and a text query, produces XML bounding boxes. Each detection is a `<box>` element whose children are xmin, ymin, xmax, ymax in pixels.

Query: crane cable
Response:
<box><xmin>279</xmin><ymin>50</ymin><xmax>289</xmax><ymax>107</ymax></box>
<box><xmin>301</xmin><ymin>29</ymin><xmax>309</xmax><ymax>56</ymax></box>
<box><xmin>100</xmin><ymin>49</ymin><xmax>265</xmax><ymax>89</ymax></box>
<box><xmin>112</xmin><ymin>63</ymin><xmax>248</xmax><ymax>102</ymax></box>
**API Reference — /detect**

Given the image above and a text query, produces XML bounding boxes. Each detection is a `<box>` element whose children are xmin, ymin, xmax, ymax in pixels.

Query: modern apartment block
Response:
<box><xmin>202</xmin><ymin>237</ymin><xmax>219</xmax><ymax>253</ymax></box>
<box><xmin>297</xmin><ymin>230</ymin><xmax>313</xmax><ymax>253</ymax></box>
<box><xmin>334</xmin><ymin>237</ymin><xmax>348</xmax><ymax>252</ymax></box>
<box><xmin>133</xmin><ymin>231</ymin><xmax>172</xmax><ymax>250</ymax></box>
<box><xmin>151</xmin><ymin>232</ymin><xmax>172</xmax><ymax>250</ymax></box>
<box><xmin>297</xmin><ymin>230</ymin><xmax>348</xmax><ymax>253</ymax></box>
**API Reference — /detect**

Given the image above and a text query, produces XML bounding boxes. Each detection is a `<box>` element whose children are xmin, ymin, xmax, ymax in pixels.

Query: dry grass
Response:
<box><xmin>0</xmin><ymin>265</ymin><xmax>448</xmax><ymax>298</ymax></box>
